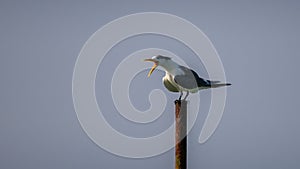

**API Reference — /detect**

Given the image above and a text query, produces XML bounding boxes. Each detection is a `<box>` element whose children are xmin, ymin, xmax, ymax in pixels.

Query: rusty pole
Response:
<box><xmin>175</xmin><ymin>100</ymin><xmax>187</xmax><ymax>169</ymax></box>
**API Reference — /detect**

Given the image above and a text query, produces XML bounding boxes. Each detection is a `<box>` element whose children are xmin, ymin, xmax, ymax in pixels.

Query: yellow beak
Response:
<box><xmin>144</xmin><ymin>59</ymin><xmax>158</xmax><ymax>77</ymax></box>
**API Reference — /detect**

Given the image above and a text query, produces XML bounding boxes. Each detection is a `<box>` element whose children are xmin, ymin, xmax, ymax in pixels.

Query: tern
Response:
<box><xmin>144</xmin><ymin>55</ymin><xmax>231</xmax><ymax>100</ymax></box>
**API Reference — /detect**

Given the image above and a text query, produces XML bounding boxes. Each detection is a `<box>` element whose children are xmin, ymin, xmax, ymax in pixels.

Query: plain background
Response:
<box><xmin>1</xmin><ymin>1</ymin><xmax>299</xmax><ymax>169</ymax></box>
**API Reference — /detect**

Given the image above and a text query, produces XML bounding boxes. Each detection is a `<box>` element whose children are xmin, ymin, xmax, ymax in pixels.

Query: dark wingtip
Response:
<box><xmin>226</xmin><ymin>83</ymin><xmax>232</xmax><ymax>86</ymax></box>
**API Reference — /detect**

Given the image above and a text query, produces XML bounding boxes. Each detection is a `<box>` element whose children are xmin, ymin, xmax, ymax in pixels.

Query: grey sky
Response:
<box><xmin>1</xmin><ymin>1</ymin><xmax>300</xmax><ymax>169</ymax></box>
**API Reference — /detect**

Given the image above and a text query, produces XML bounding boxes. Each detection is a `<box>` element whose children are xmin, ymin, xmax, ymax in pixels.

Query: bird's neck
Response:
<box><xmin>161</xmin><ymin>60</ymin><xmax>184</xmax><ymax>75</ymax></box>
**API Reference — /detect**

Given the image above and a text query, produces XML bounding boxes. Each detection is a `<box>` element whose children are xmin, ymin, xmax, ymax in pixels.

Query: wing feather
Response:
<box><xmin>174</xmin><ymin>66</ymin><xmax>210</xmax><ymax>89</ymax></box>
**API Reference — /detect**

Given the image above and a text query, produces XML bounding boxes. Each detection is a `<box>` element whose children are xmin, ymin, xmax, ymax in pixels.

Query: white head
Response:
<box><xmin>144</xmin><ymin>55</ymin><xmax>173</xmax><ymax>77</ymax></box>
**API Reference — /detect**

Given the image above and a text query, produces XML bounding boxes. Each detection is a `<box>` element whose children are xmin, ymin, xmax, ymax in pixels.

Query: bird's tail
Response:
<box><xmin>210</xmin><ymin>82</ymin><xmax>231</xmax><ymax>88</ymax></box>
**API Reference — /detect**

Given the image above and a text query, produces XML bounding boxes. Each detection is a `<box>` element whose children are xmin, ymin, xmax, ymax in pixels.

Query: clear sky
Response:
<box><xmin>1</xmin><ymin>0</ymin><xmax>300</xmax><ymax>169</ymax></box>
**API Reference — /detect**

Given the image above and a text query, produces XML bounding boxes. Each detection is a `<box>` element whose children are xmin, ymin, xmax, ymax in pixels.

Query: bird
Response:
<box><xmin>144</xmin><ymin>55</ymin><xmax>231</xmax><ymax>100</ymax></box>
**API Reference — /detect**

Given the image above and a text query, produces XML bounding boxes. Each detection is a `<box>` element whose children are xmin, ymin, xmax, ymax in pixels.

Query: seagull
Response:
<box><xmin>144</xmin><ymin>55</ymin><xmax>231</xmax><ymax>100</ymax></box>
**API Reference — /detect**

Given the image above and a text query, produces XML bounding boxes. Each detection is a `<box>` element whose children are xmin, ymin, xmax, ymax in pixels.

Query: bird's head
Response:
<box><xmin>144</xmin><ymin>55</ymin><xmax>171</xmax><ymax>77</ymax></box>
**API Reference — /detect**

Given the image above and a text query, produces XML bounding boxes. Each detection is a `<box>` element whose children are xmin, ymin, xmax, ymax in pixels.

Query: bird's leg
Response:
<box><xmin>178</xmin><ymin>91</ymin><xmax>183</xmax><ymax>101</ymax></box>
<box><xmin>183</xmin><ymin>91</ymin><xmax>189</xmax><ymax>100</ymax></box>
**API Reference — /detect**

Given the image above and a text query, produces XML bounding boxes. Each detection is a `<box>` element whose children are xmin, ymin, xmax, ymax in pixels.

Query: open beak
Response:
<box><xmin>144</xmin><ymin>59</ymin><xmax>158</xmax><ymax>77</ymax></box>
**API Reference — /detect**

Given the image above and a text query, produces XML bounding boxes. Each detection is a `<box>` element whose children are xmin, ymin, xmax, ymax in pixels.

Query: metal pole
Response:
<box><xmin>175</xmin><ymin>100</ymin><xmax>187</xmax><ymax>169</ymax></box>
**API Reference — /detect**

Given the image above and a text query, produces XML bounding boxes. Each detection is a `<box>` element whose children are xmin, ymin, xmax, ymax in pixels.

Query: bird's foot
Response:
<box><xmin>174</xmin><ymin>99</ymin><xmax>181</xmax><ymax>104</ymax></box>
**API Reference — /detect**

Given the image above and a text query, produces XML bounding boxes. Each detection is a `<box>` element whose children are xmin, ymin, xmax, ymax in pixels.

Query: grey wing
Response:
<box><xmin>175</xmin><ymin>66</ymin><xmax>210</xmax><ymax>89</ymax></box>
<box><xmin>174</xmin><ymin>74</ymin><xmax>199</xmax><ymax>89</ymax></box>
<box><xmin>163</xmin><ymin>78</ymin><xmax>179</xmax><ymax>92</ymax></box>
